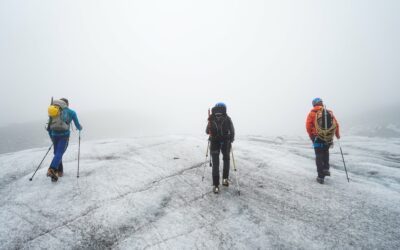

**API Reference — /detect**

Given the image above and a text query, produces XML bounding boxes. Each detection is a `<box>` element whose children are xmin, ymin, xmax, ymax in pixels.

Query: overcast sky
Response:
<box><xmin>1</xmin><ymin>0</ymin><xmax>399</xmax><ymax>136</ymax></box>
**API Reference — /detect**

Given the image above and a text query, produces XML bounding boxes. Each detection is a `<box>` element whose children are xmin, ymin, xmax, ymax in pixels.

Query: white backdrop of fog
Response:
<box><xmin>1</xmin><ymin>0</ymin><xmax>399</xmax><ymax>141</ymax></box>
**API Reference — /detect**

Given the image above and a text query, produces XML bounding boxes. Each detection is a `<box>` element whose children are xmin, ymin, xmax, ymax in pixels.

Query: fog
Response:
<box><xmin>1</xmin><ymin>0</ymin><xmax>399</xmax><ymax>139</ymax></box>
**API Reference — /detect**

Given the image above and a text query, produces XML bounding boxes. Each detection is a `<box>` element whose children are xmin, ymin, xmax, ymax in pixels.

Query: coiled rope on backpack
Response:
<box><xmin>314</xmin><ymin>108</ymin><xmax>337</xmax><ymax>143</ymax></box>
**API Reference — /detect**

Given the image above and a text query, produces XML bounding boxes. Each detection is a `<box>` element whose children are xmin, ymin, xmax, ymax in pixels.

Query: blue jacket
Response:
<box><xmin>49</xmin><ymin>108</ymin><xmax>82</xmax><ymax>137</ymax></box>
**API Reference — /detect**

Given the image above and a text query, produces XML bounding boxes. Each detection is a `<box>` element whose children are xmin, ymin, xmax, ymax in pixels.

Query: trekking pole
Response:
<box><xmin>338</xmin><ymin>140</ymin><xmax>350</xmax><ymax>183</ymax></box>
<box><xmin>29</xmin><ymin>144</ymin><xmax>53</xmax><ymax>181</ymax></box>
<box><xmin>77</xmin><ymin>130</ymin><xmax>81</xmax><ymax>178</ymax></box>
<box><xmin>201</xmin><ymin>140</ymin><xmax>210</xmax><ymax>181</ymax></box>
<box><xmin>207</xmin><ymin>108</ymin><xmax>213</xmax><ymax>168</ymax></box>
<box><xmin>231</xmin><ymin>145</ymin><xmax>241</xmax><ymax>196</ymax></box>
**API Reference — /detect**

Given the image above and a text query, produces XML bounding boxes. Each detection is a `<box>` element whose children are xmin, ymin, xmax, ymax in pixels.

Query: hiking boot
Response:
<box><xmin>316</xmin><ymin>177</ymin><xmax>324</xmax><ymax>184</ymax></box>
<box><xmin>213</xmin><ymin>186</ymin><xmax>220</xmax><ymax>194</ymax></box>
<box><xmin>323</xmin><ymin>170</ymin><xmax>331</xmax><ymax>177</ymax></box>
<box><xmin>57</xmin><ymin>171</ymin><xmax>63</xmax><ymax>177</ymax></box>
<box><xmin>47</xmin><ymin>168</ymin><xmax>58</xmax><ymax>182</ymax></box>
<box><xmin>222</xmin><ymin>179</ymin><xmax>229</xmax><ymax>187</ymax></box>
<box><xmin>46</xmin><ymin>168</ymin><xmax>52</xmax><ymax>177</ymax></box>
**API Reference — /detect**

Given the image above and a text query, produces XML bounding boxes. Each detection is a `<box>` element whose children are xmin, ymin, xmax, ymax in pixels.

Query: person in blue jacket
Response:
<box><xmin>47</xmin><ymin>98</ymin><xmax>82</xmax><ymax>181</ymax></box>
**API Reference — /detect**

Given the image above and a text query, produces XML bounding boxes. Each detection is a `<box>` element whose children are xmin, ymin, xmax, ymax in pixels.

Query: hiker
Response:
<box><xmin>46</xmin><ymin>98</ymin><xmax>82</xmax><ymax>181</ymax></box>
<box><xmin>206</xmin><ymin>103</ymin><xmax>235</xmax><ymax>193</ymax></box>
<box><xmin>306</xmin><ymin>98</ymin><xmax>340</xmax><ymax>184</ymax></box>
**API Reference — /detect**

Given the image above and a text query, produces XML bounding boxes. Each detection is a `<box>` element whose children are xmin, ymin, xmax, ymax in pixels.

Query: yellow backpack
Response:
<box><xmin>48</xmin><ymin>105</ymin><xmax>60</xmax><ymax>118</ymax></box>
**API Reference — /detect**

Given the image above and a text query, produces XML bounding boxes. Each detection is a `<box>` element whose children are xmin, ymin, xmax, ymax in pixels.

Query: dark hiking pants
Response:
<box><xmin>210</xmin><ymin>140</ymin><xmax>231</xmax><ymax>186</ymax></box>
<box><xmin>314</xmin><ymin>146</ymin><xmax>330</xmax><ymax>178</ymax></box>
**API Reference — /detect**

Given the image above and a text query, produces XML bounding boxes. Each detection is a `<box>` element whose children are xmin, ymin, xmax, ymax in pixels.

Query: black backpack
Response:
<box><xmin>208</xmin><ymin>106</ymin><xmax>232</xmax><ymax>141</ymax></box>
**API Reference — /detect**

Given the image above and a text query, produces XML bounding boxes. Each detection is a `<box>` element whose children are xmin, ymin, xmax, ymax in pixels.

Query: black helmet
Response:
<box><xmin>60</xmin><ymin>98</ymin><xmax>69</xmax><ymax>106</ymax></box>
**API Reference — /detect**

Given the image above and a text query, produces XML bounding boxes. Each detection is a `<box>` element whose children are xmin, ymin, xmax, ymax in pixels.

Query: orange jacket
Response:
<box><xmin>306</xmin><ymin>106</ymin><xmax>340</xmax><ymax>139</ymax></box>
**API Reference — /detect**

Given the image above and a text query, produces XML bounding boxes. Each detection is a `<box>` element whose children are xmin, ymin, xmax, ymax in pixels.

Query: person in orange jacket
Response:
<box><xmin>306</xmin><ymin>98</ymin><xmax>340</xmax><ymax>184</ymax></box>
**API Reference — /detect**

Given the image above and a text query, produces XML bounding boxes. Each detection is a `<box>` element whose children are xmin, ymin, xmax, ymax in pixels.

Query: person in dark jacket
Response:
<box><xmin>47</xmin><ymin>98</ymin><xmax>82</xmax><ymax>181</ymax></box>
<box><xmin>206</xmin><ymin>102</ymin><xmax>235</xmax><ymax>193</ymax></box>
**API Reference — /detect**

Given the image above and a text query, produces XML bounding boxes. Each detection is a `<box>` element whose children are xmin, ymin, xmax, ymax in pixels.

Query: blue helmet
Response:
<box><xmin>312</xmin><ymin>98</ymin><xmax>323</xmax><ymax>107</ymax></box>
<box><xmin>215</xmin><ymin>102</ymin><xmax>226</xmax><ymax>108</ymax></box>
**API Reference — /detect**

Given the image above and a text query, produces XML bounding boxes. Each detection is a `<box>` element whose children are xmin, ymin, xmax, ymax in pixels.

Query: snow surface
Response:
<box><xmin>1</xmin><ymin>135</ymin><xmax>399</xmax><ymax>249</ymax></box>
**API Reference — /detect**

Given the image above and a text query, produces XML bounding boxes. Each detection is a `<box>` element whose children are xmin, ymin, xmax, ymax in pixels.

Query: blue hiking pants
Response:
<box><xmin>50</xmin><ymin>136</ymin><xmax>69</xmax><ymax>170</ymax></box>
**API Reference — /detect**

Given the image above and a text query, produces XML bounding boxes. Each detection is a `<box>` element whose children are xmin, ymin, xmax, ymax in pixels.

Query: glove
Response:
<box><xmin>336</xmin><ymin>135</ymin><xmax>341</xmax><ymax>140</ymax></box>
<box><xmin>78</xmin><ymin>125</ymin><xmax>83</xmax><ymax>131</ymax></box>
<box><xmin>230</xmin><ymin>137</ymin><xmax>235</xmax><ymax>143</ymax></box>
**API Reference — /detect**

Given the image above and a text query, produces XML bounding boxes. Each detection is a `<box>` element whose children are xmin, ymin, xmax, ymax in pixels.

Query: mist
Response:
<box><xmin>1</xmin><ymin>0</ymin><xmax>399</xmax><ymax>143</ymax></box>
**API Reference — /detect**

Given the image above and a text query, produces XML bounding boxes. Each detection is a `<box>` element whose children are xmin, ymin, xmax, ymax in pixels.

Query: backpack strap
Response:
<box><xmin>47</xmin><ymin>117</ymin><xmax>52</xmax><ymax>132</ymax></box>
